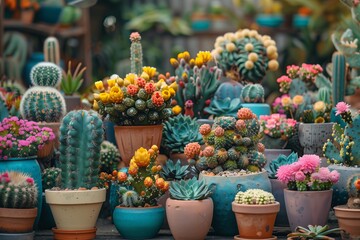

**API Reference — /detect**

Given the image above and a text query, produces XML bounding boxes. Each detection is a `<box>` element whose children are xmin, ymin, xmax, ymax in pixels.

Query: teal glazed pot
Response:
<box><xmin>241</xmin><ymin>103</ymin><xmax>271</xmax><ymax>118</ymax></box>
<box><xmin>113</xmin><ymin>205</ymin><xmax>165</xmax><ymax>240</ymax></box>
<box><xmin>328</xmin><ymin>165</ymin><xmax>360</xmax><ymax>206</ymax></box>
<box><xmin>0</xmin><ymin>156</ymin><xmax>42</xmax><ymax>228</ymax></box>
<box><xmin>199</xmin><ymin>171</ymin><xmax>271</xmax><ymax>236</ymax></box>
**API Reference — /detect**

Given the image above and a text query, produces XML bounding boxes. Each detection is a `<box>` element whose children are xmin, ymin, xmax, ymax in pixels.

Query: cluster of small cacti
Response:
<box><xmin>234</xmin><ymin>189</ymin><xmax>275</xmax><ymax>205</ymax></box>
<box><xmin>59</xmin><ymin>110</ymin><xmax>104</xmax><ymax>189</ymax></box>
<box><xmin>42</xmin><ymin>167</ymin><xmax>61</xmax><ymax>190</ymax></box>
<box><xmin>113</xmin><ymin>145</ymin><xmax>169</xmax><ymax>207</ymax></box>
<box><xmin>323</xmin><ymin>102</ymin><xmax>360</xmax><ymax>166</ymax></box>
<box><xmin>169</xmin><ymin>177</ymin><xmax>212</xmax><ymax>200</ymax></box>
<box><xmin>267</xmin><ymin>152</ymin><xmax>298</xmax><ymax>179</ymax></box>
<box><xmin>170</xmin><ymin>51</ymin><xmax>222</xmax><ymax>118</ymax></box>
<box><xmin>0</xmin><ymin>171</ymin><xmax>38</xmax><ymax>208</ymax></box>
<box><xmin>211</xmin><ymin>29</ymin><xmax>279</xmax><ymax>84</ymax></box>
<box><xmin>185</xmin><ymin>108</ymin><xmax>266</xmax><ymax>174</ymax></box>
<box><xmin>20</xmin><ymin>62</ymin><xmax>66</xmax><ymax>123</ymax></box>
<box><xmin>240</xmin><ymin>84</ymin><xmax>265</xmax><ymax>103</ymax></box>
<box><xmin>160</xmin><ymin>160</ymin><xmax>189</xmax><ymax>181</ymax></box>
<box><xmin>100</xmin><ymin>141</ymin><xmax>121</xmax><ymax>173</ymax></box>
<box><xmin>346</xmin><ymin>175</ymin><xmax>360</xmax><ymax>209</ymax></box>
<box><xmin>162</xmin><ymin>114</ymin><xmax>203</xmax><ymax>154</ymax></box>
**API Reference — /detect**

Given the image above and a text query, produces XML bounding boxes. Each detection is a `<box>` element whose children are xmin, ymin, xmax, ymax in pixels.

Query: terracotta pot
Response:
<box><xmin>114</xmin><ymin>125</ymin><xmax>163</xmax><ymax>166</ymax></box>
<box><xmin>52</xmin><ymin>227</ymin><xmax>97</xmax><ymax>240</ymax></box>
<box><xmin>0</xmin><ymin>208</ymin><xmax>37</xmax><ymax>233</ymax></box>
<box><xmin>166</xmin><ymin>198</ymin><xmax>213</xmax><ymax>240</ymax></box>
<box><xmin>20</xmin><ymin>9</ymin><xmax>34</xmax><ymax>24</ymax></box>
<box><xmin>232</xmin><ymin>201</ymin><xmax>279</xmax><ymax>239</ymax></box>
<box><xmin>169</xmin><ymin>153</ymin><xmax>188</xmax><ymax>166</ymax></box>
<box><xmin>298</xmin><ymin>123</ymin><xmax>333</xmax><ymax>156</ymax></box>
<box><xmin>284</xmin><ymin>189</ymin><xmax>332</xmax><ymax>231</ymax></box>
<box><xmin>37</xmin><ymin>122</ymin><xmax>61</xmax><ymax>149</ymax></box>
<box><xmin>45</xmin><ymin>188</ymin><xmax>106</xmax><ymax>231</ymax></box>
<box><xmin>37</xmin><ymin>140</ymin><xmax>55</xmax><ymax>159</ymax></box>
<box><xmin>334</xmin><ymin>205</ymin><xmax>360</xmax><ymax>239</ymax></box>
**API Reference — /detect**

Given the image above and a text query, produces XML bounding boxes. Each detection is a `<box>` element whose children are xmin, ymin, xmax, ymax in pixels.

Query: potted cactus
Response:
<box><xmin>333</xmin><ymin>175</ymin><xmax>360</xmax><ymax>239</ymax></box>
<box><xmin>184</xmin><ymin>108</ymin><xmax>271</xmax><ymax>236</ymax></box>
<box><xmin>0</xmin><ymin>171</ymin><xmax>38</xmax><ymax>238</ymax></box>
<box><xmin>232</xmin><ymin>189</ymin><xmax>280</xmax><ymax>240</ymax></box>
<box><xmin>166</xmin><ymin>177</ymin><xmax>213</xmax><ymax>240</ymax></box>
<box><xmin>108</xmin><ymin>145</ymin><xmax>169</xmax><ymax>240</ymax></box>
<box><xmin>211</xmin><ymin>29</ymin><xmax>279</xmax><ymax>116</ymax></box>
<box><xmin>20</xmin><ymin>61</ymin><xmax>66</xmax><ymax>152</ymax></box>
<box><xmin>45</xmin><ymin>110</ymin><xmax>106</xmax><ymax>239</ymax></box>
<box><xmin>162</xmin><ymin>114</ymin><xmax>203</xmax><ymax>164</ymax></box>
<box><xmin>94</xmin><ymin>32</ymin><xmax>177</xmax><ymax>166</ymax></box>
<box><xmin>287</xmin><ymin>225</ymin><xmax>341</xmax><ymax>240</ymax></box>
<box><xmin>100</xmin><ymin>141</ymin><xmax>121</xmax><ymax>173</ymax></box>
<box><xmin>323</xmin><ymin>102</ymin><xmax>360</xmax><ymax>206</ymax></box>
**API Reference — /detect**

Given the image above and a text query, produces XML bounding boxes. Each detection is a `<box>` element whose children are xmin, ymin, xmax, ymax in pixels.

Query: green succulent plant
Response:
<box><xmin>61</xmin><ymin>61</ymin><xmax>86</xmax><ymax>96</ymax></box>
<box><xmin>160</xmin><ymin>159</ymin><xmax>189</xmax><ymax>181</ymax></box>
<box><xmin>169</xmin><ymin>177</ymin><xmax>212</xmax><ymax>200</ymax></box>
<box><xmin>267</xmin><ymin>152</ymin><xmax>298</xmax><ymax>179</ymax></box>
<box><xmin>287</xmin><ymin>225</ymin><xmax>341</xmax><ymax>240</ymax></box>
<box><xmin>162</xmin><ymin>114</ymin><xmax>203</xmax><ymax>154</ymax></box>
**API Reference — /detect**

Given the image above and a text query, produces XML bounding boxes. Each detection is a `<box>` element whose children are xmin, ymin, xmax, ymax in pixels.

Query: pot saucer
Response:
<box><xmin>234</xmin><ymin>235</ymin><xmax>277</xmax><ymax>240</ymax></box>
<box><xmin>52</xmin><ymin>227</ymin><xmax>96</xmax><ymax>240</ymax></box>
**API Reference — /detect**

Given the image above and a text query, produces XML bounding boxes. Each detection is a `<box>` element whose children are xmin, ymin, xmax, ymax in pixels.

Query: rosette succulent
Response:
<box><xmin>160</xmin><ymin>159</ymin><xmax>189</xmax><ymax>181</ymax></box>
<box><xmin>169</xmin><ymin>177</ymin><xmax>212</xmax><ymax>200</ymax></box>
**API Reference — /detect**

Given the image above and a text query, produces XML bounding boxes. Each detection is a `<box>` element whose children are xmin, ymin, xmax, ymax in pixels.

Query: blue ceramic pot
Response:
<box><xmin>34</xmin><ymin>5</ymin><xmax>62</xmax><ymax>24</ymax></box>
<box><xmin>256</xmin><ymin>14</ymin><xmax>284</xmax><ymax>27</ymax></box>
<box><xmin>199</xmin><ymin>171</ymin><xmax>271</xmax><ymax>236</ymax></box>
<box><xmin>293</xmin><ymin>14</ymin><xmax>310</xmax><ymax>28</ymax></box>
<box><xmin>0</xmin><ymin>156</ymin><xmax>42</xmax><ymax>228</ymax></box>
<box><xmin>113</xmin><ymin>205</ymin><xmax>164</xmax><ymax>240</ymax></box>
<box><xmin>328</xmin><ymin>165</ymin><xmax>360</xmax><ymax>207</ymax></box>
<box><xmin>241</xmin><ymin>103</ymin><xmax>271</xmax><ymax>117</ymax></box>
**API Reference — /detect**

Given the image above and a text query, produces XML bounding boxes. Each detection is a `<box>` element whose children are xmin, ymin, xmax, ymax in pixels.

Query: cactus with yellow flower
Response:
<box><xmin>170</xmin><ymin>50</ymin><xmax>222</xmax><ymax>119</ymax></box>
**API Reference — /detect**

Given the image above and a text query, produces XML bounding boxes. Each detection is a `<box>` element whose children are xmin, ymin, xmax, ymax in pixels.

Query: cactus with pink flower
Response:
<box><xmin>277</xmin><ymin>154</ymin><xmax>340</xmax><ymax>191</ymax></box>
<box><xmin>0</xmin><ymin>116</ymin><xmax>55</xmax><ymax>160</ymax></box>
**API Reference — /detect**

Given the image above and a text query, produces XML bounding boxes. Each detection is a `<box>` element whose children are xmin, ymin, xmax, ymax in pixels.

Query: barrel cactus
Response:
<box><xmin>0</xmin><ymin>171</ymin><xmax>38</xmax><ymax>208</ymax></box>
<box><xmin>212</xmin><ymin>29</ymin><xmax>279</xmax><ymax>84</ymax></box>
<box><xmin>234</xmin><ymin>189</ymin><xmax>275</xmax><ymax>205</ymax></box>
<box><xmin>100</xmin><ymin>141</ymin><xmax>121</xmax><ymax>173</ymax></box>
<box><xmin>59</xmin><ymin>110</ymin><xmax>104</xmax><ymax>189</ymax></box>
<box><xmin>241</xmin><ymin>84</ymin><xmax>265</xmax><ymax>103</ymax></box>
<box><xmin>20</xmin><ymin>86</ymin><xmax>66</xmax><ymax>122</ymax></box>
<box><xmin>42</xmin><ymin>167</ymin><xmax>61</xmax><ymax>190</ymax></box>
<box><xmin>162</xmin><ymin>114</ymin><xmax>203</xmax><ymax>154</ymax></box>
<box><xmin>30</xmin><ymin>62</ymin><xmax>62</xmax><ymax>87</ymax></box>
<box><xmin>169</xmin><ymin>177</ymin><xmax>212</xmax><ymax>200</ymax></box>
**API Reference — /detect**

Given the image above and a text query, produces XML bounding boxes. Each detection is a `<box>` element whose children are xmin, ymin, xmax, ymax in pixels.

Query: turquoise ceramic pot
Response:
<box><xmin>0</xmin><ymin>156</ymin><xmax>42</xmax><ymax>228</ymax></box>
<box><xmin>199</xmin><ymin>171</ymin><xmax>271</xmax><ymax>236</ymax></box>
<box><xmin>328</xmin><ymin>165</ymin><xmax>360</xmax><ymax>207</ymax></box>
<box><xmin>256</xmin><ymin>14</ymin><xmax>284</xmax><ymax>27</ymax></box>
<box><xmin>241</xmin><ymin>103</ymin><xmax>271</xmax><ymax>117</ymax></box>
<box><xmin>113</xmin><ymin>205</ymin><xmax>164</xmax><ymax>240</ymax></box>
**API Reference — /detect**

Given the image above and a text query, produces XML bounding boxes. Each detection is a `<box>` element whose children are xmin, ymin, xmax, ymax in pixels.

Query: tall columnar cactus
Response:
<box><xmin>162</xmin><ymin>114</ymin><xmax>203</xmax><ymax>154</ymax></box>
<box><xmin>30</xmin><ymin>62</ymin><xmax>62</xmax><ymax>87</ymax></box>
<box><xmin>0</xmin><ymin>172</ymin><xmax>38</xmax><ymax>208</ymax></box>
<box><xmin>323</xmin><ymin>103</ymin><xmax>360</xmax><ymax>166</ymax></box>
<box><xmin>43</xmin><ymin>37</ymin><xmax>60</xmax><ymax>66</ymax></box>
<box><xmin>185</xmin><ymin>108</ymin><xmax>266</xmax><ymax>174</ymax></box>
<box><xmin>20</xmin><ymin>86</ymin><xmax>66</xmax><ymax>122</ymax></box>
<box><xmin>130</xmin><ymin>32</ymin><xmax>143</xmax><ymax>75</ymax></box>
<box><xmin>59</xmin><ymin>110</ymin><xmax>104</xmax><ymax>189</ymax></box>
<box><xmin>332</xmin><ymin>52</ymin><xmax>346</xmax><ymax>104</ymax></box>
<box><xmin>240</xmin><ymin>84</ymin><xmax>265</xmax><ymax>103</ymax></box>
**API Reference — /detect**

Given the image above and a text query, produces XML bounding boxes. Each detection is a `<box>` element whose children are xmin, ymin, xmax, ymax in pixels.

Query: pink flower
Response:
<box><xmin>259</xmin><ymin>115</ymin><xmax>271</xmax><ymax>121</ymax></box>
<box><xmin>277</xmin><ymin>75</ymin><xmax>292</xmax><ymax>83</ymax></box>
<box><xmin>287</xmin><ymin>119</ymin><xmax>297</xmax><ymax>127</ymax></box>
<box><xmin>276</xmin><ymin>165</ymin><xmax>295</xmax><ymax>184</ymax></box>
<box><xmin>318</xmin><ymin>167</ymin><xmax>330</xmax><ymax>182</ymax></box>
<box><xmin>298</xmin><ymin>155</ymin><xmax>320</xmax><ymax>174</ymax></box>
<box><xmin>311</xmin><ymin>172</ymin><xmax>320</xmax><ymax>180</ymax></box>
<box><xmin>329</xmin><ymin>170</ymin><xmax>340</xmax><ymax>184</ymax></box>
<box><xmin>26</xmin><ymin>178</ymin><xmax>34</xmax><ymax>185</ymax></box>
<box><xmin>335</xmin><ymin>102</ymin><xmax>351</xmax><ymax>116</ymax></box>
<box><xmin>290</xmin><ymin>162</ymin><xmax>303</xmax><ymax>172</ymax></box>
<box><xmin>265</xmin><ymin>119</ymin><xmax>277</xmax><ymax>129</ymax></box>
<box><xmin>295</xmin><ymin>171</ymin><xmax>306</xmax><ymax>181</ymax></box>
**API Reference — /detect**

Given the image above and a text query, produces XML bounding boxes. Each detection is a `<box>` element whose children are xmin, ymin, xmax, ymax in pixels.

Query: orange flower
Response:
<box><xmin>355</xmin><ymin>179</ymin><xmax>360</xmax><ymax>190</ymax></box>
<box><xmin>155</xmin><ymin>178</ymin><xmax>165</xmax><ymax>189</ymax></box>
<box><xmin>144</xmin><ymin>177</ymin><xmax>153</xmax><ymax>188</ymax></box>
<box><xmin>162</xmin><ymin>181</ymin><xmax>169</xmax><ymax>192</ymax></box>
<box><xmin>117</xmin><ymin>172</ymin><xmax>127</xmax><ymax>182</ymax></box>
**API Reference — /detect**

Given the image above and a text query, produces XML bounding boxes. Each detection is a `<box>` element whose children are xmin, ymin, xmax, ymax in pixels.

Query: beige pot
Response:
<box><xmin>334</xmin><ymin>205</ymin><xmax>360</xmax><ymax>239</ymax></box>
<box><xmin>45</xmin><ymin>188</ymin><xmax>106</xmax><ymax>230</ymax></box>
<box><xmin>166</xmin><ymin>198</ymin><xmax>213</xmax><ymax>240</ymax></box>
<box><xmin>0</xmin><ymin>207</ymin><xmax>37</xmax><ymax>233</ymax></box>
<box><xmin>232</xmin><ymin>201</ymin><xmax>280</xmax><ymax>239</ymax></box>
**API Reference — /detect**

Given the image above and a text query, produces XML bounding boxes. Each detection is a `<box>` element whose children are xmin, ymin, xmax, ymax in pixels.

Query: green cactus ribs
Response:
<box><xmin>30</xmin><ymin>62</ymin><xmax>62</xmax><ymax>87</ymax></box>
<box><xmin>241</xmin><ymin>84</ymin><xmax>265</xmax><ymax>103</ymax></box>
<box><xmin>59</xmin><ymin>110</ymin><xmax>104</xmax><ymax>189</ymax></box>
<box><xmin>130</xmin><ymin>32</ymin><xmax>143</xmax><ymax>75</ymax></box>
<box><xmin>100</xmin><ymin>141</ymin><xmax>121</xmax><ymax>173</ymax></box>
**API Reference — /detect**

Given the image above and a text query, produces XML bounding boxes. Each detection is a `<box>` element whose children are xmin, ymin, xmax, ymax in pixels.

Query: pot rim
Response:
<box><xmin>115</xmin><ymin>204</ymin><xmax>164</xmax><ymax>209</ymax></box>
<box><xmin>166</xmin><ymin>198</ymin><xmax>213</xmax><ymax>204</ymax></box>
<box><xmin>199</xmin><ymin>171</ymin><xmax>268</xmax><ymax>178</ymax></box>
<box><xmin>232</xmin><ymin>201</ymin><xmax>280</xmax><ymax>214</ymax></box>
<box><xmin>114</xmin><ymin>125</ymin><xmax>163</xmax><ymax>129</ymax></box>
<box><xmin>284</xmin><ymin>189</ymin><xmax>333</xmax><ymax>194</ymax></box>
<box><xmin>45</xmin><ymin>188</ymin><xmax>106</xmax><ymax>204</ymax></box>
<box><xmin>328</xmin><ymin>164</ymin><xmax>360</xmax><ymax>170</ymax></box>
<box><xmin>334</xmin><ymin>204</ymin><xmax>360</xmax><ymax>212</ymax></box>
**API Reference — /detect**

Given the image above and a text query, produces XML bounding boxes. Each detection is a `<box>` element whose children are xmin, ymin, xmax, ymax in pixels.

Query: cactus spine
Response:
<box><xmin>30</xmin><ymin>62</ymin><xmax>62</xmax><ymax>87</ymax></box>
<box><xmin>59</xmin><ymin>110</ymin><xmax>104</xmax><ymax>189</ymax></box>
<box><xmin>20</xmin><ymin>86</ymin><xmax>66</xmax><ymax>122</ymax></box>
<box><xmin>332</xmin><ymin>52</ymin><xmax>346</xmax><ymax>105</ymax></box>
<box><xmin>44</xmin><ymin>37</ymin><xmax>60</xmax><ymax>66</ymax></box>
<box><xmin>130</xmin><ymin>32</ymin><xmax>143</xmax><ymax>75</ymax></box>
<box><xmin>0</xmin><ymin>172</ymin><xmax>38</xmax><ymax>208</ymax></box>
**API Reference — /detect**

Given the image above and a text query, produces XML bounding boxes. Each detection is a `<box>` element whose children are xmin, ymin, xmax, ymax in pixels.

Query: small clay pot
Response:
<box><xmin>52</xmin><ymin>227</ymin><xmax>96</xmax><ymax>240</ymax></box>
<box><xmin>0</xmin><ymin>207</ymin><xmax>37</xmax><ymax>233</ymax></box>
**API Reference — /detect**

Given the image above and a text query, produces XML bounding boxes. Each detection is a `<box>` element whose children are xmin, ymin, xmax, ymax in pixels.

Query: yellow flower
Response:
<box><xmin>169</xmin><ymin>82</ymin><xmax>178</xmax><ymax>91</ymax></box>
<box><xmin>170</xmin><ymin>58</ymin><xmax>179</xmax><ymax>68</ymax></box>
<box><xmin>182</xmin><ymin>72</ymin><xmax>188</xmax><ymax>81</ymax></box>
<box><xmin>110</xmin><ymin>86</ymin><xmax>124</xmax><ymax>103</ymax></box>
<box><xmin>123</xmin><ymin>78</ymin><xmax>131</xmax><ymax>87</ymax></box>
<box><xmin>177</xmin><ymin>52</ymin><xmax>184</xmax><ymax>60</ymax></box>
<box><xmin>196</xmin><ymin>51</ymin><xmax>212</xmax><ymax>64</ymax></box>
<box><xmin>99</xmin><ymin>93</ymin><xmax>110</xmax><ymax>104</ymax></box>
<box><xmin>117</xmin><ymin>78</ymin><xmax>124</xmax><ymax>87</ymax></box>
<box><xmin>134</xmin><ymin>147</ymin><xmax>150</xmax><ymax>167</ymax></box>
<box><xmin>93</xmin><ymin>93</ymin><xmax>100</xmax><ymax>101</ymax></box>
<box><xmin>313</xmin><ymin>101</ymin><xmax>326</xmax><ymax>112</ymax></box>
<box><xmin>172</xmin><ymin>105</ymin><xmax>182</xmax><ymax>115</ymax></box>
<box><xmin>107</xmin><ymin>77</ymin><xmax>117</xmax><ymax>88</ymax></box>
<box><xmin>168</xmin><ymin>87</ymin><xmax>176</xmax><ymax>97</ymax></box>
<box><xmin>189</xmin><ymin>59</ymin><xmax>195</xmax><ymax>68</ymax></box>
<box><xmin>151</xmin><ymin>145</ymin><xmax>158</xmax><ymax>152</ymax></box>
<box><xmin>125</xmin><ymin>73</ymin><xmax>137</xmax><ymax>84</ymax></box>
<box><xmin>95</xmin><ymin>81</ymin><xmax>104</xmax><ymax>91</ymax></box>
<box><xmin>315</xmin><ymin>117</ymin><xmax>325</xmax><ymax>123</ymax></box>
<box><xmin>195</xmin><ymin>57</ymin><xmax>203</xmax><ymax>68</ymax></box>
<box><xmin>92</xmin><ymin>100</ymin><xmax>99</xmax><ymax>110</ymax></box>
<box><xmin>281</xmin><ymin>96</ymin><xmax>292</xmax><ymax>107</ymax></box>
<box><xmin>161</xmin><ymin>90</ymin><xmax>171</xmax><ymax>101</ymax></box>
<box><xmin>142</xmin><ymin>66</ymin><xmax>157</xmax><ymax>79</ymax></box>
<box><xmin>293</xmin><ymin>95</ymin><xmax>304</xmax><ymax>105</ymax></box>
<box><xmin>182</xmin><ymin>51</ymin><xmax>191</xmax><ymax>62</ymax></box>
<box><xmin>140</xmin><ymin>72</ymin><xmax>150</xmax><ymax>81</ymax></box>
<box><xmin>155</xmin><ymin>79</ymin><xmax>165</xmax><ymax>89</ymax></box>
